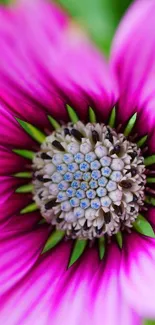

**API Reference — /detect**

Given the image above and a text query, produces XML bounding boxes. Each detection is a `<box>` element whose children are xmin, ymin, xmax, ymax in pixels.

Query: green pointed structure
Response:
<box><xmin>13</xmin><ymin>171</ymin><xmax>32</xmax><ymax>178</ymax></box>
<box><xmin>137</xmin><ymin>135</ymin><xmax>148</xmax><ymax>148</ymax></box>
<box><xmin>89</xmin><ymin>107</ymin><xmax>97</xmax><ymax>123</ymax></box>
<box><xmin>115</xmin><ymin>232</ymin><xmax>123</xmax><ymax>248</ymax></box>
<box><xmin>133</xmin><ymin>214</ymin><xmax>155</xmax><ymax>237</ymax></box>
<box><xmin>98</xmin><ymin>237</ymin><xmax>105</xmax><ymax>260</ymax></box>
<box><xmin>42</xmin><ymin>230</ymin><xmax>65</xmax><ymax>254</ymax></box>
<box><xmin>144</xmin><ymin>155</ymin><xmax>155</xmax><ymax>166</ymax></box>
<box><xmin>38</xmin><ymin>218</ymin><xmax>47</xmax><ymax>225</ymax></box>
<box><xmin>48</xmin><ymin>115</ymin><xmax>61</xmax><ymax>130</ymax></box>
<box><xmin>124</xmin><ymin>112</ymin><xmax>137</xmax><ymax>136</ymax></box>
<box><xmin>16</xmin><ymin>118</ymin><xmax>46</xmax><ymax>144</ymax></box>
<box><xmin>147</xmin><ymin>178</ymin><xmax>155</xmax><ymax>184</ymax></box>
<box><xmin>108</xmin><ymin>106</ymin><xmax>116</xmax><ymax>128</ymax></box>
<box><xmin>68</xmin><ymin>239</ymin><xmax>87</xmax><ymax>267</ymax></box>
<box><xmin>145</xmin><ymin>196</ymin><xmax>155</xmax><ymax>206</ymax></box>
<box><xmin>66</xmin><ymin>105</ymin><xmax>79</xmax><ymax>123</ymax></box>
<box><xmin>13</xmin><ymin>149</ymin><xmax>35</xmax><ymax>160</ymax></box>
<box><xmin>16</xmin><ymin>183</ymin><xmax>34</xmax><ymax>193</ymax></box>
<box><xmin>20</xmin><ymin>202</ymin><xmax>38</xmax><ymax>214</ymax></box>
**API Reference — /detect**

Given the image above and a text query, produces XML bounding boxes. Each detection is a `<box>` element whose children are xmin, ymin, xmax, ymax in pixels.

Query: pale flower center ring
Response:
<box><xmin>33</xmin><ymin>121</ymin><xmax>146</xmax><ymax>240</ymax></box>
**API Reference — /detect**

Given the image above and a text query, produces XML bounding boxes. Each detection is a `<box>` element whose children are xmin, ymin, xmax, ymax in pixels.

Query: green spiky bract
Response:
<box><xmin>66</xmin><ymin>105</ymin><xmax>79</xmax><ymax>123</ymax></box>
<box><xmin>137</xmin><ymin>135</ymin><xmax>148</xmax><ymax>148</ymax></box>
<box><xmin>38</xmin><ymin>218</ymin><xmax>47</xmax><ymax>225</ymax></box>
<box><xmin>13</xmin><ymin>171</ymin><xmax>32</xmax><ymax>178</ymax></box>
<box><xmin>133</xmin><ymin>214</ymin><xmax>155</xmax><ymax>238</ymax></box>
<box><xmin>16</xmin><ymin>183</ymin><xmax>33</xmax><ymax>193</ymax></box>
<box><xmin>98</xmin><ymin>237</ymin><xmax>105</xmax><ymax>260</ymax></box>
<box><xmin>42</xmin><ymin>230</ymin><xmax>65</xmax><ymax>254</ymax></box>
<box><xmin>89</xmin><ymin>107</ymin><xmax>97</xmax><ymax>123</ymax></box>
<box><xmin>48</xmin><ymin>115</ymin><xmax>60</xmax><ymax>130</ymax></box>
<box><xmin>108</xmin><ymin>106</ymin><xmax>116</xmax><ymax>128</ymax></box>
<box><xmin>16</xmin><ymin>118</ymin><xmax>46</xmax><ymax>144</ymax></box>
<box><xmin>13</xmin><ymin>149</ymin><xmax>35</xmax><ymax>160</ymax></box>
<box><xmin>144</xmin><ymin>155</ymin><xmax>155</xmax><ymax>166</ymax></box>
<box><xmin>20</xmin><ymin>202</ymin><xmax>38</xmax><ymax>214</ymax></box>
<box><xmin>147</xmin><ymin>178</ymin><xmax>155</xmax><ymax>184</ymax></box>
<box><xmin>115</xmin><ymin>232</ymin><xmax>123</xmax><ymax>248</ymax></box>
<box><xmin>124</xmin><ymin>113</ymin><xmax>137</xmax><ymax>136</ymax></box>
<box><xmin>68</xmin><ymin>239</ymin><xmax>87</xmax><ymax>268</ymax></box>
<box><xmin>145</xmin><ymin>196</ymin><xmax>155</xmax><ymax>206</ymax></box>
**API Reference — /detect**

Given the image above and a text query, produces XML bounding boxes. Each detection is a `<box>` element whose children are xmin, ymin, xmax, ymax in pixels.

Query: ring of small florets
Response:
<box><xmin>33</xmin><ymin>121</ymin><xmax>146</xmax><ymax>240</ymax></box>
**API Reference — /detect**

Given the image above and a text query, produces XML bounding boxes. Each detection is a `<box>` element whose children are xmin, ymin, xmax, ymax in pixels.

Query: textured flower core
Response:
<box><xmin>33</xmin><ymin>121</ymin><xmax>146</xmax><ymax>240</ymax></box>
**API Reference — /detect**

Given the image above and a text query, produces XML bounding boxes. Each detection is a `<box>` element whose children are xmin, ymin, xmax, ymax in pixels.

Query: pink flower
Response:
<box><xmin>0</xmin><ymin>0</ymin><xmax>155</xmax><ymax>324</ymax></box>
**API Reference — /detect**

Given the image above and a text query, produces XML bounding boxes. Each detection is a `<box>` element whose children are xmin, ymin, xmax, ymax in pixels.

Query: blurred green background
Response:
<box><xmin>55</xmin><ymin>0</ymin><xmax>133</xmax><ymax>56</ymax></box>
<box><xmin>0</xmin><ymin>0</ymin><xmax>155</xmax><ymax>324</ymax></box>
<box><xmin>0</xmin><ymin>0</ymin><xmax>133</xmax><ymax>56</ymax></box>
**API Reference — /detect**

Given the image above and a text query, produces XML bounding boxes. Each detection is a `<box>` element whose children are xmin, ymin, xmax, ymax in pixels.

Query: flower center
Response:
<box><xmin>33</xmin><ymin>121</ymin><xmax>146</xmax><ymax>240</ymax></box>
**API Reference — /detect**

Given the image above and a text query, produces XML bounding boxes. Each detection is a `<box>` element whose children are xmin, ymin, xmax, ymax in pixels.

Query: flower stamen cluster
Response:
<box><xmin>33</xmin><ymin>121</ymin><xmax>146</xmax><ymax>239</ymax></box>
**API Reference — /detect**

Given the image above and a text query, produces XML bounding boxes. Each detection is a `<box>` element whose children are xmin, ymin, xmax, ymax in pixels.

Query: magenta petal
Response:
<box><xmin>0</xmin><ymin>227</ymin><xmax>48</xmax><ymax>296</ymax></box>
<box><xmin>0</xmin><ymin>244</ymin><xmax>140</xmax><ymax>325</ymax></box>
<box><xmin>0</xmin><ymin>176</ymin><xmax>31</xmax><ymax>226</ymax></box>
<box><xmin>0</xmin><ymin>146</ymin><xmax>27</xmax><ymax>175</ymax></box>
<box><xmin>0</xmin><ymin>2</ymin><xmax>67</xmax><ymax>124</ymax></box>
<box><xmin>0</xmin><ymin>242</ymin><xmax>72</xmax><ymax>325</ymax></box>
<box><xmin>48</xmin><ymin>246</ymin><xmax>100</xmax><ymax>325</ymax></box>
<box><xmin>121</xmin><ymin>233</ymin><xmax>155</xmax><ymax>319</ymax></box>
<box><xmin>111</xmin><ymin>0</ymin><xmax>155</xmax><ymax>151</ymax></box>
<box><xmin>88</xmin><ymin>244</ymin><xmax>140</xmax><ymax>325</ymax></box>
<box><xmin>0</xmin><ymin>0</ymin><xmax>117</xmax><ymax>123</ymax></box>
<box><xmin>147</xmin><ymin>208</ymin><xmax>155</xmax><ymax>227</ymax></box>
<box><xmin>0</xmin><ymin>103</ymin><xmax>36</xmax><ymax>148</ymax></box>
<box><xmin>0</xmin><ymin>1</ymin><xmax>69</xmax><ymax>124</ymax></box>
